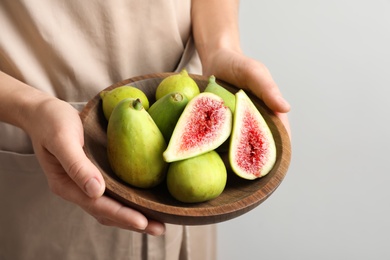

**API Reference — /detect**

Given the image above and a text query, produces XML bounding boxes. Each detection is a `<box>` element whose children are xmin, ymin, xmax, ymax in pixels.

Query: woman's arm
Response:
<box><xmin>191</xmin><ymin>0</ymin><xmax>241</xmax><ymax>73</ymax></box>
<box><xmin>191</xmin><ymin>0</ymin><xmax>291</xmax><ymax>134</ymax></box>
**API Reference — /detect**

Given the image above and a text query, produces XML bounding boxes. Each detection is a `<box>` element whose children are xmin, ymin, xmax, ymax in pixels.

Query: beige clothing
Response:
<box><xmin>0</xmin><ymin>1</ymin><xmax>216</xmax><ymax>259</ymax></box>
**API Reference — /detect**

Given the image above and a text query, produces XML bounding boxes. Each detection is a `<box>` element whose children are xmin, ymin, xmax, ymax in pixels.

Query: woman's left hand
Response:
<box><xmin>201</xmin><ymin>48</ymin><xmax>291</xmax><ymax>137</ymax></box>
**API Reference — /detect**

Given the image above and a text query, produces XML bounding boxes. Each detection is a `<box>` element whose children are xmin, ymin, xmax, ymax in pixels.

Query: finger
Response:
<box><xmin>47</xmin><ymin>167</ymin><xmax>166</xmax><ymax>234</ymax></box>
<box><xmin>244</xmin><ymin>63</ymin><xmax>291</xmax><ymax>113</ymax></box>
<box><xmin>52</xmin><ymin>136</ymin><xmax>105</xmax><ymax>199</ymax></box>
<box><xmin>86</xmin><ymin>195</ymin><xmax>149</xmax><ymax>230</ymax></box>
<box><xmin>87</xmin><ymin>197</ymin><xmax>165</xmax><ymax>235</ymax></box>
<box><xmin>95</xmin><ymin>217</ymin><xmax>166</xmax><ymax>236</ymax></box>
<box><xmin>144</xmin><ymin>220</ymin><xmax>166</xmax><ymax>236</ymax></box>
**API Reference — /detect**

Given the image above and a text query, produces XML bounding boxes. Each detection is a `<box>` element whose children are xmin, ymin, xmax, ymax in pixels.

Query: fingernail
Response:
<box><xmin>278</xmin><ymin>96</ymin><xmax>291</xmax><ymax>111</ymax></box>
<box><xmin>134</xmin><ymin>219</ymin><xmax>148</xmax><ymax>231</ymax></box>
<box><xmin>85</xmin><ymin>178</ymin><xmax>102</xmax><ymax>198</ymax></box>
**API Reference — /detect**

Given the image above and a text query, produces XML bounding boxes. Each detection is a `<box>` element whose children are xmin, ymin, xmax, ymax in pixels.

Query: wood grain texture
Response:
<box><xmin>80</xmin><ymin>73</ymin><xmax>291</xmax><ymax>225</ymax></box>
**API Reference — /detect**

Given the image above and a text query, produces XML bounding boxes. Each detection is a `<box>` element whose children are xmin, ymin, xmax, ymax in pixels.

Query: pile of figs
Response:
<box><xmin>100</xmin><ymin>69</ymin><xmax>276</xmax><ymax>203</ymax></box>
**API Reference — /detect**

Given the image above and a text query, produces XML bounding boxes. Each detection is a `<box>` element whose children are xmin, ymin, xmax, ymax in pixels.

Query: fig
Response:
<box><xmin>204</xmin><ymin>75</ymin><xmax>236</xmax><ymax>153</ymax></box>
<box><xmin>107</xmin><ymin>98</ymin><xmax>168</xmax><ymax>188</ymax></box>
<box><xmin>100</xmin><ymin>85</ymin><xmax>149</xmax><ymax>120</ymax></box>
<box><xmin>163</xmin><ymin>92</ymin><xmax>232</xmax><ymax>162</ymax></box>
<box><xmin>167</xmin><ymin>150</ymin><xmax>227</xmax><ymax>203</ymax></box>
<box><xmin>229</xmin><ymin>90</ymin><xmax>276</xmax><ymax>180</ymax></box>
<box><xmin>155</xmin><ymin>69</ymin><xmax>200</xmax><ymax>101</ymax></box>
<box><xmin>204</xmin><ymin>75</ymin><xmax>236</xmax><ymax>113</ymax></box>
<box><xmin>147</xmin><ymin>92</ymin><xmax>189</xmax><ymax>142</ymax></box>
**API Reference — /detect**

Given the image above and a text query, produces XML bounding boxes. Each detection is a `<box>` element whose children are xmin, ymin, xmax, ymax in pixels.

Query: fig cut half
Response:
<box><xmin>229</xmin><ymin>90</ymin><xmax>277</xmax><ymax>179</ymax></box>
<box><xmin>163</xmin><ymin>92</ymin><xmax>232</xmax><ymax>162</ymax></box>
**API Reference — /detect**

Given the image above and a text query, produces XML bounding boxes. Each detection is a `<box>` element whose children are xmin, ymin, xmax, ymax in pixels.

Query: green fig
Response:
<box><xmin>204</xmin><ymin>75</ymin><xmax>236</xmax><ymax>153</ymax></box>
<box><xmin>100</xmin><ymin>85</ymin><xmax>149</xmax><ymax>120</ymax></box>
<box><xmin>167</xmin><ymin>150</ymin><xmax>227</xmax><ymax>203</ymax></box>
<box><xmin>229</xmin><ymin>90</ymin><xmax>276</xmax><ymax>180</ymax></box>
<box><xmin>163</xmin><ymin>92</ymin><xmax>232</xmax><ymax>163</ymax></box>
<box><xmin>107</xmin><ymin>98</ymin><xmax>168</xmax><ymax>188</ymax></box>
<box><xmin>155</xmin><ymin>69</ymin><xmax>200</xmax><ymax>101</ymax></box>
<box><xmin>147</xmin><ymin>92</ymin><xmax>189</xmax><ymax>142</ymax></box>
<box><xmin>204</xmin><ymin>75</ymin><xmax>236</xmax><ymax>113</ymax></box>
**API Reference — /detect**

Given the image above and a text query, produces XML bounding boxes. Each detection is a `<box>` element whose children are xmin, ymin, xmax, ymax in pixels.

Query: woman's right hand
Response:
<box><xmin>0</xmin><ymin>72</ymin><xmax>165</xmax><ymax>236</ymax></box>
<box><xmin>27</xmin><ymin>97</ymin><xmax>166</xmax><ymax>235</ymax></box>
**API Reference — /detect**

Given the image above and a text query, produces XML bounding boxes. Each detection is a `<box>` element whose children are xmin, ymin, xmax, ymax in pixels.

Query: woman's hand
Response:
<box><xmin>26</xmin><ymin>97</ymin><xmax>165</xmax><ymax>235</ymax></box>
<box><xmin>0</xmin><ymin>71</ymin><xmax>165</xmax><ymax>236</ymax></box>
<box><xmin>202</xmin><ymin>48</ymin><xmax>291</xmax><ymax>137</ymax></box>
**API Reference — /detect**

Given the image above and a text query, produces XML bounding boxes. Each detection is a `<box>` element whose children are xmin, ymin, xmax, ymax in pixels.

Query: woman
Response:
<box><xmin>0</xmin><ymin>0</ymin><xmax>290</xmax><ymax>259</ymax></box>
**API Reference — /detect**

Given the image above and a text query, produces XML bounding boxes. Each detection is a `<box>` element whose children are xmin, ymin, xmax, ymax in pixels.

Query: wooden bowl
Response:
<box><xmin>80</xmin><ymin>73</ymin><xmax>291</xmax><ymax>225</ymax></box>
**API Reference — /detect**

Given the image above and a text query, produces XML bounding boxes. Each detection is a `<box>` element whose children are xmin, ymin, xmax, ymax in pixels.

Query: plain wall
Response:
<box><xmin>217</xmin><ymin>1</ymin><xmax>390</xmax><ymax>259</ymax></box>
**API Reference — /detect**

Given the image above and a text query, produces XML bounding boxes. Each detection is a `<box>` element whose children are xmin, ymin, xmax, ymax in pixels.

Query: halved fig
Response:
<box><xmin>229</xmin><ymin>90</ymin><xmax>276</xmax><ymax>179</ymax></box>
<box><xmin>163</xmin><ymin>92</ymin><xmax>232</xmax><ymax>162</ymax></box>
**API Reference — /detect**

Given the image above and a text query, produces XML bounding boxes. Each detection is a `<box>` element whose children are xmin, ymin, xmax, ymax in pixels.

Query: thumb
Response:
<box><xmin>244</xmin><ymin>64</ymin><xmax>291</xmax><ymax>114</ymax></box>
<box><xmin>54</xmin><ymin>139</ymin><xmax>106</xmax><ymax>199</ymax></box>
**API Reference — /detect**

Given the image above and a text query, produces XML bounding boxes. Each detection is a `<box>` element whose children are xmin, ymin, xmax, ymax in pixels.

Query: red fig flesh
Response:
<box><xmin>163</xmin><ymin>92</ymin><xmax>232</xmax><ymax>162</ymax></box>
<box><xmin>229</xmin><ymin>90</ymin><xmax>276</xmax><ymax>179</ymax></box>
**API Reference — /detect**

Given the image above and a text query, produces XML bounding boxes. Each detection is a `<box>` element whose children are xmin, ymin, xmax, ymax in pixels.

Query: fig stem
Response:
<box><xmin>180</xmin><ymin>69</ymin><xmax>188</xmax><ymax>76</ymax></box>
<box><xmin>209</xmin><ymin>75</ymin><xmax>216</xmax><ymax>84</ymax></box>
<box><xmin>132</xmin><ymin>98</ymin><xmax>143</xmax><ymax>111</ymax></box>
<box><xmin>172</xmin><ymin>93</ymin><xmax>184</xmax><ymax>102</ymax></box>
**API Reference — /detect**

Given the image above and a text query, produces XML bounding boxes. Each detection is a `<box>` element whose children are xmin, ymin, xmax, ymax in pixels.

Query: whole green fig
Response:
<box><xmin>148</xmin><ymin>92</ymin><xmax>188</xmax><ymax>142</ymax></box>
<box><xmin>167</xmin><ymin>150</ymin><xmax>227</xmax><ymax>203</ymax></box>
<box><xmin>100</xmin><ymin>85</ymin><xmax>149</xmax><ymax>120</ymax></box>
<box><xmin>204</xmin><ymin>75</ymin><xmax>236</xmax><ymax>113</ymax></box>
<box><xmin>107</xmin><ymin>98</ymin><xmax>168</xmax><ymax>188</ymax></box>
<box><xmin>155</xmin><ymin>69</ymin><xmax>200</xmax><ymax>101</ymax></box>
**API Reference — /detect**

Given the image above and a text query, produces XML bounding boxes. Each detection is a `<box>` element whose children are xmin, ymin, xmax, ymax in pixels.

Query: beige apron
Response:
<box><xmin>0</xmin><ymin>1</ymin><xmax>216</xmax><ymax>259</ymax></box>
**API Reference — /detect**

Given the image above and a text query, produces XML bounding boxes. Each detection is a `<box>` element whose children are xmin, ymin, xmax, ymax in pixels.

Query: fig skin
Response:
<box><xmin>204</xmin><ymin>75</ymin><xmax>236</xmax><ymax>153</ymax></box>
<box><xmin>229</xmin><ymin>90</ymin><xmax>276</xmax><ymax>180</ymax></box>
<box><xmin>163</xmin><ymin>92</ymin><xmax>232</xmax><ymax>163</ymax></box>
<box><xmin>107</xmin><ymin>98</ymin><xmax>168</xmax><ymax>188</ymax></box>
<box><xmin>147</xmin><ymin>92</ymin><xmax>189</xmax><ymax>142</ymax></box>
<box><xmin>155</xmin><ymin>69</ymin><xmax>200</xmax><ymax>101</ymax></box>
<box><xmin>100</xmin><ymin>85</ymin><xmax>149</xmax><ymax>120</ymax></box>
<box><xmin>204</xmin><ymin>75</ymin><xmax>236</xmax><ymax>113</ymax></box>
<box><xmin>167</xmin><ymin>151</ymin><xmax>227</xmax><ymax>203</ymax></box>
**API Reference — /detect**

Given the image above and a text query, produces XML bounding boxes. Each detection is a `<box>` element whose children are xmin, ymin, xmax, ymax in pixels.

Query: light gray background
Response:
<box><xmin>217</xmin><ymin>1</ymin><xmax>390</xmax><ymax>259</ymax></box>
